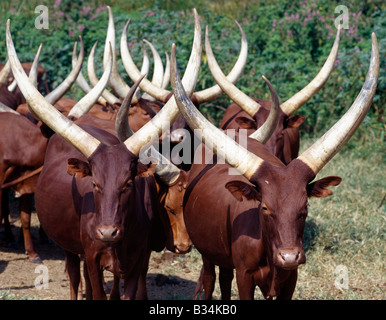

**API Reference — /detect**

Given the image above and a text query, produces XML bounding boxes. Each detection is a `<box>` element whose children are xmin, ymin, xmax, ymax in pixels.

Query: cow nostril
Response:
<box><xmin>96</xmin><ymin>226</ymin><xmax>121</xmax><ymax>242</ymax></box>
<box><xmin>175</xmin><ymin>245</ymin><xmax>192</xmax><ymax>254</ymax></box>
<box><xmin>280</xmin><ymin>251</ymin><xmax>300</xmax><ymax>261</ymax></box>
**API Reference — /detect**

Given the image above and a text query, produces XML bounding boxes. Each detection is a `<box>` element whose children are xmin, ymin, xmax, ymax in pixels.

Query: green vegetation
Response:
<box><xmin>0</xmin><ymin>0</ymin><xmax>384</xmax><ymax>137</ymax></box>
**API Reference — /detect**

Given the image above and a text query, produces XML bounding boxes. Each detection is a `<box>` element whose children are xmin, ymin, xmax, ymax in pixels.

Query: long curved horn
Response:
<box><xmin>297</xmin><ymin>33</ymin><xmax>379</xmax><ymax>175</ymax></box>
<box><xmin>142</xmin><ymin>40</ymin><xmax>164</xmax><ymax>101</ymax></box>
<box><xmin>103</xmin><ymin>6</ymin><xmax>133</xmax><ymax>100</ymax></box>
<box><xmin>0</xmin><ymin>61</ymin><xmax>11</xmax><ymax>88</ymax></box>
<box><xmin>72</xmin><ymin>43</ymin><xmax>108</xmax><ymax>107</ymax></box>
<box><xmin>124</xmin><ymin>9</ymin><xmax>202</xmax><ymax>155</ymax></box>
<box><xmin>28</xmin><ymin>43</ymin><xmax>43</xmax><ymax>88</ymax></box>
<box><xmin>171</xmin><ymin>43</ymin><xmax>264</xmax><ymax>179</ymax></box>
<box><xmin>68</xmin><ymin>44</ymin><xmax>113</xmax><ymax>119</ymax></box>
<box><xmin>162</xmin><ymin>52</ymin><xmax>170</xmax><ymax>89</ymax></box>
<box><xmin>249</xmin><ymin>76</ymin><xmax>280</xmax><ymax>143</ymax></box>
<box><xmin>6</xmin><ymin>19</ymin><xmax>101</xmax><ymax>158</ymax></box>
<box><xmin>143</xmin><ymin>39</ymin><xmax>164</xmax><ymax>88</ymax></box>
<box><xmin>115</xmin><ymin>74</ymin><xmax>146</xmax><ymax>142</ymax></box>
<box><xmin>44</xmin><ymin>38</ymin><xmax>84</xmax><ymax>105</ymax></box>
<box><xmin>141</xmin><ymin>146</ymin><xmax>181</xmax><ymax>185</ymax></box>
<box><xmin>121</xmin><ymin>19</ymin><xmax>171</xmax><ymax>102</ymax></box>
<box><xmin>87</xmin><ymin>41</ymin><xmax>121</xmax><ymax>105</ymax></box>
<box><xmin>280</xmin><ymin>28</ymin><xmax>341</xmax><ymax>115</ymax></box>
<box><xmin>140</xmin><ymin>41</ymin><xmax>150</xmax><ymax>76</ymax></box>
<box><xmin>205</xmin><ymin>25</ymin><xmax>261</xmax><ymax>116</ymax></box>
<box><xmin>194</xmin><ymin>20</ymin><xmax>248</xmax><ymax>104</ymax></box>
<box><xmin>0</xmin><ymin>101</ymin><xmax>19</xmax><ymax>114</ymax></box>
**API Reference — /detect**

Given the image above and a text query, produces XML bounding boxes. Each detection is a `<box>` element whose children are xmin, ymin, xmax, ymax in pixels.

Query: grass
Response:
<box><xmin>0</xmin><ymin>290</ymin><xmax>36</xmax><ymax>300</ymax></box>
<box><xmin>293</xmin><ymin>135</ymin><xmax>385</xmax><ymax>300</ymax></box>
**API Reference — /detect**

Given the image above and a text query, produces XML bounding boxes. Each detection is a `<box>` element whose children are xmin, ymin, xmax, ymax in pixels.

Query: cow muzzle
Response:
<box><xmin>174</xmin><ymin>244</ymin><xmax>192</xmax><ymax>254</ymax></box>
<box><xmin>170</xmin><ymin>129</ymin><xmax>187</xmax><ymax>144</ymax></box>
<box><xmin>96</xmin><ymin>225</ymin><xmax>122</xmax><ymax>242</ymax></box>
<box><xmin>276</xmin><ymin>248</ymin><xmax>305</xmax><ymax>270</ymax></box>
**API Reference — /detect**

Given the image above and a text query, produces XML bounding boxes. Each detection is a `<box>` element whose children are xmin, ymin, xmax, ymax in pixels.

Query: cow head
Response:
<box><xmin>158</xmin><ymin>169</ymin><xmax>192</xmax><ymax>254</ymax></box>
<box><xmin>171</xmin><ymin>32</ymin><xmax>379</xmax><ymax>270</ymax></box>
<box><xmin>67</xmin><ymin>143</ymin><xmax>139</xmax><ymax>242</ymax></box>
<box><xmin>137</xmin><ymin>142</ymin><xmax>192</xmax><ymax>254</ymax></box>
<box><xmin>225</xmin><ymin>160</ymin><xmax>341</xmax><ymax>269</ymax></box>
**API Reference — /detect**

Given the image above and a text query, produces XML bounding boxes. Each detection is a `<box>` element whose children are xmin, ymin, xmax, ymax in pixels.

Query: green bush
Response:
<box><xmin>0</xmin><ymin>0</ymin><xmax>384</xmax><ymax>140</ymax></box>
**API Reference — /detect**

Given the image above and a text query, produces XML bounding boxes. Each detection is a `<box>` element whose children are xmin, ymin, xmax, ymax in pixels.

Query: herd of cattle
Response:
<box><xmin>0</xmin><ymin>7</ymin><xmax>379</xmax><ymax>300</ymax></box>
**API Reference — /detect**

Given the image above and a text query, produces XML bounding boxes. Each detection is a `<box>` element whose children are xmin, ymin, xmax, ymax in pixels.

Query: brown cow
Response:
<box><xmin>7</xmin><ymin>13</ymin><xmax>201</xmax><ymax>299</ymax></box>
<box><xmin>171</xmin><ymin>34</ymin><xmax>379</xmax><ymax>300</ymax></box>
<box><xmin>0</xmin><ymin>39</ymin><xmax>87</xmax><ymax>262</ymax></box>
<box><xmin>211</xmin><ymin>27</ymin><xmax>341</xmax><ymax>165</ymax></box>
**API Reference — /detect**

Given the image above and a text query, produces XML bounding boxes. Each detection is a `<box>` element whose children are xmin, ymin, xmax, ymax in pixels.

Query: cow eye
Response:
<box><xmin>298</xmin><ymin>212</ymin><xmax>307</xmax><ymax>221</ymax></box>
<box><xmin>261</xmin><ymin>204</ymin><xmax>271</xmax><ymax>215</ymax></box>
<box><xmin>121</xmin><ymin>180</ymin><xmax>133</xmax><ymax>193</ymax></box>
<box><xmin>92</xmin><ymin>181</ymin><xmax>102</xmax><ymax>193</ymax></box>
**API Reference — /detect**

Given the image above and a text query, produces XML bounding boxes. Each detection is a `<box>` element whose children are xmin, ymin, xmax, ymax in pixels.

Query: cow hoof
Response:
<box><xmin>29</xmin><ymin>256</ymin><xmax>43</xmax><ymax>264</ymax></box>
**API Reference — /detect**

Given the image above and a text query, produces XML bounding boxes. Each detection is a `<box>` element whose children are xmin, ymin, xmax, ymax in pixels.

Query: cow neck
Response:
<box><xmin>220</xmin><ymin>108</ymin><xmax>244</xmax><ymax>130</ymax></box>
<box><xmin>182</xmin><ymin>159</ymin><xmax>218</xmax><ymax>209</ymax></box>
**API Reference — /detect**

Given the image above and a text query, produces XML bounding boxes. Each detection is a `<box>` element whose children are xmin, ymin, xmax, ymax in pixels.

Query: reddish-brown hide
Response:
<box><xmin>220</xmin><ymin>99</ymin><xmax>305</xmax><ymax>165</ymax></box>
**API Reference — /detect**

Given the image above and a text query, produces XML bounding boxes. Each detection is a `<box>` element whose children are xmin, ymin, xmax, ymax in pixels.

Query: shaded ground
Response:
<box><xmin>0</xmin><ymin>208</ymin><xmax>201</xmax><ymax>300</ymax></box>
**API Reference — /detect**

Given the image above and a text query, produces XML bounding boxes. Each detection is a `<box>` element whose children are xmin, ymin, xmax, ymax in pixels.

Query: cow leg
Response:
<box><xmin>235</xmin><ymin>268</ymin><xmax>255</xmax><ymax>300</ymax></box>
<box><xmin>109</xmin><ymin>275</ymin><xmax>121</xmax><ymax>300</ymax></box>
<box><xmin>201</xmin><ymin>257</ymin><xmax>216</xmax><ymax>300</ymax></box>
<box><xmin>65</xmin><ymin>251</ymin><xmax>81</xmax><ymax>300</ymax></box>
<box><xmin>83</xmin><ymin>260</ymin><xmax>93</xmax><ymax>300</ymax></box>
<box><xmin>219</xmin><ymin>267</ymin><xmax>234</xmax><ymax>300</ymax></box>
<box><xmin>121</xmin><ymin>252</ymin><xmax>148</xmax><ymax>300</ymax></box>
<box><xmin>136</xmin><ymin>251</ymin><xmax>151</xmax><ymax>300</ymax></box>
<box><xmin>276</xmin><ymin>270</ymin><xmax>297</xmax><ymax>300</ymax></box>
<box><xmin>84</xmin><ymin>252</ymin><xmax>107</xmax><ymax>300</ymax></box>
<box><xmin>20</xmin><ymin>194</ymin><xmax>41</xmax><ymax>263</ymax></box>
<box><xmin>0</xmin><ymin>167</ymin><xmax>16</xmax><ymax>242</ymax></box>
<box><xmin>1</xmin><ymin>189</ymin><xmax>14</xmax><ymax>243</ymax></box>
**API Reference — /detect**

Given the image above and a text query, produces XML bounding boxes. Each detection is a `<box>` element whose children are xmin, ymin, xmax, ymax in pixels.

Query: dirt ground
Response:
<box><xmin>0</xmin><ymin>207</ymin><xmax>201</xmax><ymax>300</ymax></box>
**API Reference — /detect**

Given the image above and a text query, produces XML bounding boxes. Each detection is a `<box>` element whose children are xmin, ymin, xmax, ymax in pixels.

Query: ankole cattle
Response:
<box><xmin>170</xmin><ymin>33</ymin><xmax>379</xmax><ymax>299</ymax></box>
<box><xmin>6</xmin><ymin>7</ymin><xmax>203</xmax><ymax>298</ymax></box>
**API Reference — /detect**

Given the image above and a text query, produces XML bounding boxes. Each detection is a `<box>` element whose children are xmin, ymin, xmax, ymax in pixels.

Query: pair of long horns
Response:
<box><xmin>206</xmin><ymin>26</ymin><xmax>341</xmax><ymax>119</ymax></box>
<box><xmin>171</xmin><ymin>33</ymin><xmax>379</xmax><ymax>178</ymax></box>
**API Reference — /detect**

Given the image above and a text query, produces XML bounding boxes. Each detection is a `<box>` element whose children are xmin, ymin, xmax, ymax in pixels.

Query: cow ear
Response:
<box><xmin>67</xmin><ymin>158</ymin><xmax>91</xmax><ymax>178</ymax></box>
<box><xmin>235</xmin><ymin>117</ymin><xmax>257</xmax><ymax>130</ymax></box>
<box><xmin>225</xmin><ymin>180</ymin><xmax>261</xmax><ymax>202</ymax></box>
<box><xmin>307</xmin><ymin>176</ymin><xmax>342</xmax><ymax>198</ymax></box>
<box><xmin>286</xmin><ymin>115</ymin><xmax>306</xmax><ymax>128</ymax></box>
